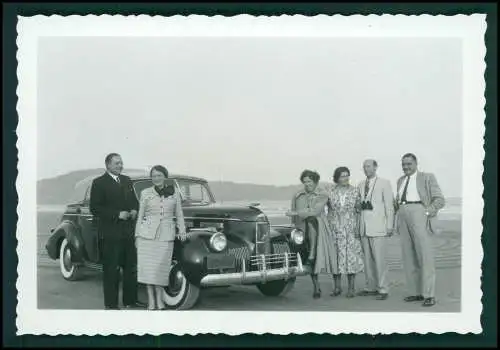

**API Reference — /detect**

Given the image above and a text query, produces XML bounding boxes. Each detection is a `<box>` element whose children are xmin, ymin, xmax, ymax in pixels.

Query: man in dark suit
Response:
<box><xmin>90</xmin><ymin>153</ymin><xmax>145</xmax><ymax>310</ymax></box>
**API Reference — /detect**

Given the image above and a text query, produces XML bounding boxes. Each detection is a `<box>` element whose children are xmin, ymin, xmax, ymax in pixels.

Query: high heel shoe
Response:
<box><xmin>330</xmin><ymin>288</ymin><xmax>342</xmax><ymax>297</ymax></box>
<box><xmin>313</xmin><ymin>289</ymin><xmax>322</xmax><ymax>299</ymax></box>
<box><xmin>346</xmin><ymin>274</ymin><xmax>356</xmax><ymax>298</ymax></box>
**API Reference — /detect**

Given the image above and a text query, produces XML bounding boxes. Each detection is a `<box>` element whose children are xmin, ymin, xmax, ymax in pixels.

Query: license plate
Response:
<box><xmin>206</xmin><ymin>254</ymin><xmax>236</xmax><ymax>270</ymax></box>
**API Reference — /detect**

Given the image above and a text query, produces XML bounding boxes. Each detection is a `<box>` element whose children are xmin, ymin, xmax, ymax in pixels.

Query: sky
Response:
<box><xmin>37</xmin><ymin>36</ymin><xmax>462</xmax><ymax>197</ymax></box>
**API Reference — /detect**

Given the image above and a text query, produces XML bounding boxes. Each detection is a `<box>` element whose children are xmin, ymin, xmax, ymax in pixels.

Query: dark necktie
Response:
<box><xmin>116</xmin><ymin>176</ymin><xmax>120</xmax><ymax>184</ymax></box>
<box><xmin>364</xmin><ymin>179</ymin><xmax>370</xmax><ymax>198</ymax></box>
<box><xmin>400</xmin><ymin>176</ymin><xmax>410</xmax><ymax>203</ymax></box>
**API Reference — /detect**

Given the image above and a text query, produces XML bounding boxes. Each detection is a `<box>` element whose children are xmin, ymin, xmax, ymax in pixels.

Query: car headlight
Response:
<box><xmin>290</xmin><ymin>228</ymin><xmax>305</xmax><ymax>245</ymax></box>
<box><xmin>209</xmin><ymin>232</ymin><xmax>227</xmax><ymax>252</ymax></box>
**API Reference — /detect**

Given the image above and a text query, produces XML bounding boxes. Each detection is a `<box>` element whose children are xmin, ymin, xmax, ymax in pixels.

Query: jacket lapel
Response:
<box><xmin>416</xmin><ymin>172</ymin><xmax>426</xmax><ymax>202</ymax></box>
<box><xmin>396</xmin><ymin>176</ymin><xmax>403</xmax><ymax>202</ymax></box>
<box><xmin>105</xmin><ymin>172</ymin><xmax>121</xmax><ymax>187</ymax></box>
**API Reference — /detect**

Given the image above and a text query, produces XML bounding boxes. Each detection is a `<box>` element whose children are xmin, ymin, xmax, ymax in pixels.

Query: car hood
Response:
<box><xmin>182</xmin><ymin>203</ymin><xmax>264</xmax><ymax>222</ymax></box>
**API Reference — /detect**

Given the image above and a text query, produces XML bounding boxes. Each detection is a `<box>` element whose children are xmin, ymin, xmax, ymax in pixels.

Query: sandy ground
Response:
<box><xmin>37</xmin><ymin>210</ymin><xmax>461</xmax><ymax>312</ymax></box>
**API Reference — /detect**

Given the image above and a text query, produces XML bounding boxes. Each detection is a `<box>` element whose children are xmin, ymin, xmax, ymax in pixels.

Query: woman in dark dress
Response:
<box><xmin>286</xmin><ymin>170</ymin><xmax>338</xmax><ymax>299</ymax></box>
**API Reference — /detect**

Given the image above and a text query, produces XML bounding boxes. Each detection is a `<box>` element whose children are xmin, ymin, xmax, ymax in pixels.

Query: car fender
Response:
<box><xmin>270</xmin><ymin>225</ymin><xmax>308</xmax><ymax>258</ymax></box>
<box><xmin>45</xmin><ymin>227</ymin><xmax>66</xmax><ymax>260</ymax></box>
<box><xmin>173</xmin><ymin>232</ymin><xmax>213</xmax><ymax>286</ymax></box>
<box><xmin>46</xmin><ymin>221</ymin><xmax>86</xmax><ymax>262</ymax></box>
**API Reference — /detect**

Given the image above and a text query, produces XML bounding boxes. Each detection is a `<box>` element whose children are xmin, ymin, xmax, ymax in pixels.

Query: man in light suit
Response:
<box><xmin>395</xmin><ymin>153</ymin><xmax>445</xmax><ymax>307</ymax></box>
<box><xmin>357</xmin><ymin>159</ymin><xmax>395</xmax><ymax>300</ymax></box>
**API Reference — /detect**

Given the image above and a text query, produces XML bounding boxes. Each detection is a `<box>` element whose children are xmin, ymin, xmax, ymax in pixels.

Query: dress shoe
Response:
<box><xmin>357</xmin><ymin>290</ymin><xmax>378</xmax><ymax>297</ymax></box>
<box><xmin>124</xmin><ymin>301</ymin><xmax>146</xmax><ymax>309</ymax></box>
<box><xmin>422</xmin><ymin>297</ymin><xmax>436</xmax><ymax>307</ymax></box>
<box><xmin>404</xmin><ymin>295</ymin><xmax>424</xmax><ymax>302</ymax></box>
<box><xmin>376</xmin><ymin>293</ymin><xmax>389</xmax><ymax>300</ymax></box>
<box><xmin>105</xmin><ymin>306</ymin><xmax>120</xmax><ymax>310</ymax></box>
<box><xmin>313</xmin><ymin>289</ymin><xmax>322</xmax><ymax>299</ymax></box>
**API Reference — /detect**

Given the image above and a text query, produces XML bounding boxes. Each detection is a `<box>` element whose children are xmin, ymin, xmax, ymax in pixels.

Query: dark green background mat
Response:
<box><xmin>3</xmin><ymin>2</ymin><xmax>497</xmax><ymax>348</ymax></box>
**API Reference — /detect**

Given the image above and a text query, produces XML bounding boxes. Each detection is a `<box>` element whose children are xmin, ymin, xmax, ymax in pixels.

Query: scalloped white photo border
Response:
<box><xmin>16</xmin><ymin>14</ymin><xmax>486</xmax><ymax>335</ymax></box>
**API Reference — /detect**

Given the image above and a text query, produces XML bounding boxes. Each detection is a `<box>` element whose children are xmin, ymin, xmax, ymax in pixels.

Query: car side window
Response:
<box><xmin>179</xmin><ymin>183</ymin><xmax>211</xmax><ymax>203</ymax></box>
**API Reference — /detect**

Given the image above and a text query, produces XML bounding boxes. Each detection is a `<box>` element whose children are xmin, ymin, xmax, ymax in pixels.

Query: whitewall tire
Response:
<box><xmin>162</xmin><ymin>261</ymin><xmax>200</xmax><ymax>310</ymax></box>
<box><xmin>59</xmin><ymin>237</ymin><xmax>82</xmax><ymax>281</ymax></box>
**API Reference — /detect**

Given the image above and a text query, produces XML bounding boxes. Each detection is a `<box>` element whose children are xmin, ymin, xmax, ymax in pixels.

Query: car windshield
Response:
<box><xmin>132</xmin><ymin>178</ymin><xmax>215</xmax><ymax>205</ymax></box>
<box><xmin>175</xmin><ymin>179</ymin><xmax>214</xmax><ymax>205</ymax></box>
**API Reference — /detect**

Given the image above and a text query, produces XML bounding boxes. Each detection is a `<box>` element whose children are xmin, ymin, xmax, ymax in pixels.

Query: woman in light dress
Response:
<box><xmin>286</xmin><ymin>170</ymin><xmax>338</xmax><ymax>299</ymax></box>
<box><xmin>135</xmin><ymin>165</ymin><xmax>189</xmax><ymax>310</ymax></box>
<box><xmin>328</xmin><ymin>166</ymin><xmax>364</xmax><ymax>298</ymax></box>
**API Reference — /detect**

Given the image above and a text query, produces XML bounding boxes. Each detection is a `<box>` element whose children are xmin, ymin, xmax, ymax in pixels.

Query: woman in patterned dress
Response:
<box><xmin>328</xmin><ymin>166</ymin><xmax>364</xmax><ymax>298</ymax></box>
<box><xmin>286</xmin><ymin>170</ymin><xmax>338</xmax><ymax>299</ymax></box>
<box><xmin>135</xmin><ymin>165</ymin><xmax>189</xmax><ymax>310</ymax></box>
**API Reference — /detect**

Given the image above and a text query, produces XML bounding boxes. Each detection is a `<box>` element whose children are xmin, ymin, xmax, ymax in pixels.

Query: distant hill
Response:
<box><xmin>36</xmin><ymin>169</ymin><xmax>332</xmax><ymax>204</ymax></box>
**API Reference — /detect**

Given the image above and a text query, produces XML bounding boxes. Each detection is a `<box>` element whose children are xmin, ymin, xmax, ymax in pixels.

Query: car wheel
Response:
<box><xmin>59</xmin><ymin>237</ymin><xmax>82</xmax><ymax>281</ymax></box>
<box><xmin>162</xmin><ymin>261</ymin><xmax>200</xmax><ymax>310</ymax></box>
<box><xmin>256</xmin><ymin>278</ymin><xmax>296</xmax><ymax>297</ymax></box>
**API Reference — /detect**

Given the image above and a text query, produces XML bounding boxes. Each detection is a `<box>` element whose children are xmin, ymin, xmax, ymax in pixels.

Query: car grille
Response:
<box><xmin>226</xmin><ymin>246</ymin><xmax>251</xmax><ymax>271</ymax></box>
<box><xmin>272</xmin><ymin>242</ymin><xmax>290</xmax><ymax>255</ymax></box>
<box><xmin>223</xmin><ymin>242</ymin><xmax>297</xmax><ymax>272</ymax></box>
<box><xmin>227</xmin><ymin>246</ymin><xmax>251</xmax><ymax>261</ymax></box>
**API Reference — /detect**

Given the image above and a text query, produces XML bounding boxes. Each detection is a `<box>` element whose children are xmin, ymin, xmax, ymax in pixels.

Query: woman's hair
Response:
<box><xmin>150</xmin><ymin>165</ymin><xmax>169</xmax><ymax>178</ymax></box>
<box><xmin>150</xmin><ymin>165</ymin><xmax>175</xmax><ymax>196</ymax></box>
<box><xmin>300</xmin><ymin>169</ymin><xmax>320</xmax><ymax>184</ymax></box>
<box><xmin>333</xmin><ymin>166</ymin><xmax>350</xmax><ymax>184</ymax></box>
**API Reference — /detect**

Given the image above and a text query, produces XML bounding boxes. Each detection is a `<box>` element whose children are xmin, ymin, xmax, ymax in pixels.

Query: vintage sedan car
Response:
<box><xmin>45</xmin><ymin>172</ymin><xmax>311</xmax><ymax>310</ymax></box>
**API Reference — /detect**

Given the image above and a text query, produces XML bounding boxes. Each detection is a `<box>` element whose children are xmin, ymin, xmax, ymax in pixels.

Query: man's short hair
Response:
<box><xmin>105</xmin><ymin>153</ymin><xmax>121</xmax><ymax>165</ymax></box>
<box><xmin>402</xmin><ymin>153</ymin><xmax>418</xmax><ymax>162</ymax></box>
<box><xmin>364</xmin><ymin>159</ymin><xmax>378</xmax><ymax>167</ymax></box>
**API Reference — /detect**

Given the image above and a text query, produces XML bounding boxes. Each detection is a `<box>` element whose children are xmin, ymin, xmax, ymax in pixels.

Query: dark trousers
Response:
<box><xmin>102</xmin><ymin>236</ymin><xmax>138</xmax><ymax>308</ymax></box>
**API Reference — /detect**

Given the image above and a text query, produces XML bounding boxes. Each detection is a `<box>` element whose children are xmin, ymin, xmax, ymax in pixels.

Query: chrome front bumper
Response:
<box><xmin>199</xmin><ymin>252</ymin><xmax>311</xmax><ymax>286</ymax></box>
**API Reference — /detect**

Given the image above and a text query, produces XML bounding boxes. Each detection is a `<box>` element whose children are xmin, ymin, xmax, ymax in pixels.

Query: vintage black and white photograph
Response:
<box><xmin>16</xmin><ymin>14</ymin><xmax>485</xmax><ymax>335</ymax></box>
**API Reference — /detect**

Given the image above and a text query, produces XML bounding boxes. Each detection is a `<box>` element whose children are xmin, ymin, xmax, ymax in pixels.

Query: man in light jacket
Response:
<box><xmin>395</xmin><ymin>153</ymin><xmax>445</xmax><ymax>307</ymax></box>
<box><xmin>357</xmin><ymin>159</ymin><xmax>395</xmax><ymax>300</ymax></box>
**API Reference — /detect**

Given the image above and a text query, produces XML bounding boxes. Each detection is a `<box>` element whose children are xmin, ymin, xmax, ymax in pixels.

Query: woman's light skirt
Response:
<box><xmin>137</xmin><ymin>237</ymin><xmax>174</xmax><ymax>286</ymax></box>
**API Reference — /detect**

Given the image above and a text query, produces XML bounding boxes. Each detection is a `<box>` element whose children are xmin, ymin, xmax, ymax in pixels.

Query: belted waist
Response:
<box><xmin>400</xmin><ymin>201</ymin><xmax>422</xmax><ymax>205</ymax></box>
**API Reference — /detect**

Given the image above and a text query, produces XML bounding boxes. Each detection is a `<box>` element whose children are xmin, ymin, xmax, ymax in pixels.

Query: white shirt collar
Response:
<box><xmin>107</xmin><ymin>171</ymin><xmax>119</xmax><ymax>181</ymax></box>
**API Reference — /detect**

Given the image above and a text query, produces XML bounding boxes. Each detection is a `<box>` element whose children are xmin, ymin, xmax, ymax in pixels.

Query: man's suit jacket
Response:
<box><xmin>89</xmin><ymin>172</ymin><xmax>139</xmax><ymax>240</ymax></box>
<box><xmin>395</xmin><ymin>171</ymin><xmax>445</xmax><ymax>235</ymax></box>
<box><xmin>357</xmin><ymin>177</ymin><xmax>395</xmax><ymax>237</ymax></box>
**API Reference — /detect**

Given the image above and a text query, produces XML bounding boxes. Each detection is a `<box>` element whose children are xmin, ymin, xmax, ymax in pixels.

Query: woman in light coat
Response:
<box><xmin>135</xmin><ymin>165</ymin><xmax>189</xmax><ymax>310</ymax></box>
<box><xmin>286</xmin><ymin>170</ymin><xmax>338</xmax><ymax>299</ymax></box>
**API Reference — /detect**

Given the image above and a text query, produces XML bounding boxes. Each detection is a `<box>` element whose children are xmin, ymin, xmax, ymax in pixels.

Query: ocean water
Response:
<box><xmin>37</xmin><ymin>198</ymin><xmax>462</xmax><ymax>221</ymax></box>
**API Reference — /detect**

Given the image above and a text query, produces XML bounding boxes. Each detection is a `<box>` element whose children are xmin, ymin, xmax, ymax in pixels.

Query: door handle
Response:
<box><xmin>85</xmin><ymin>217</ymin><xmax>94</xmax><ymax>222</ymax></box>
